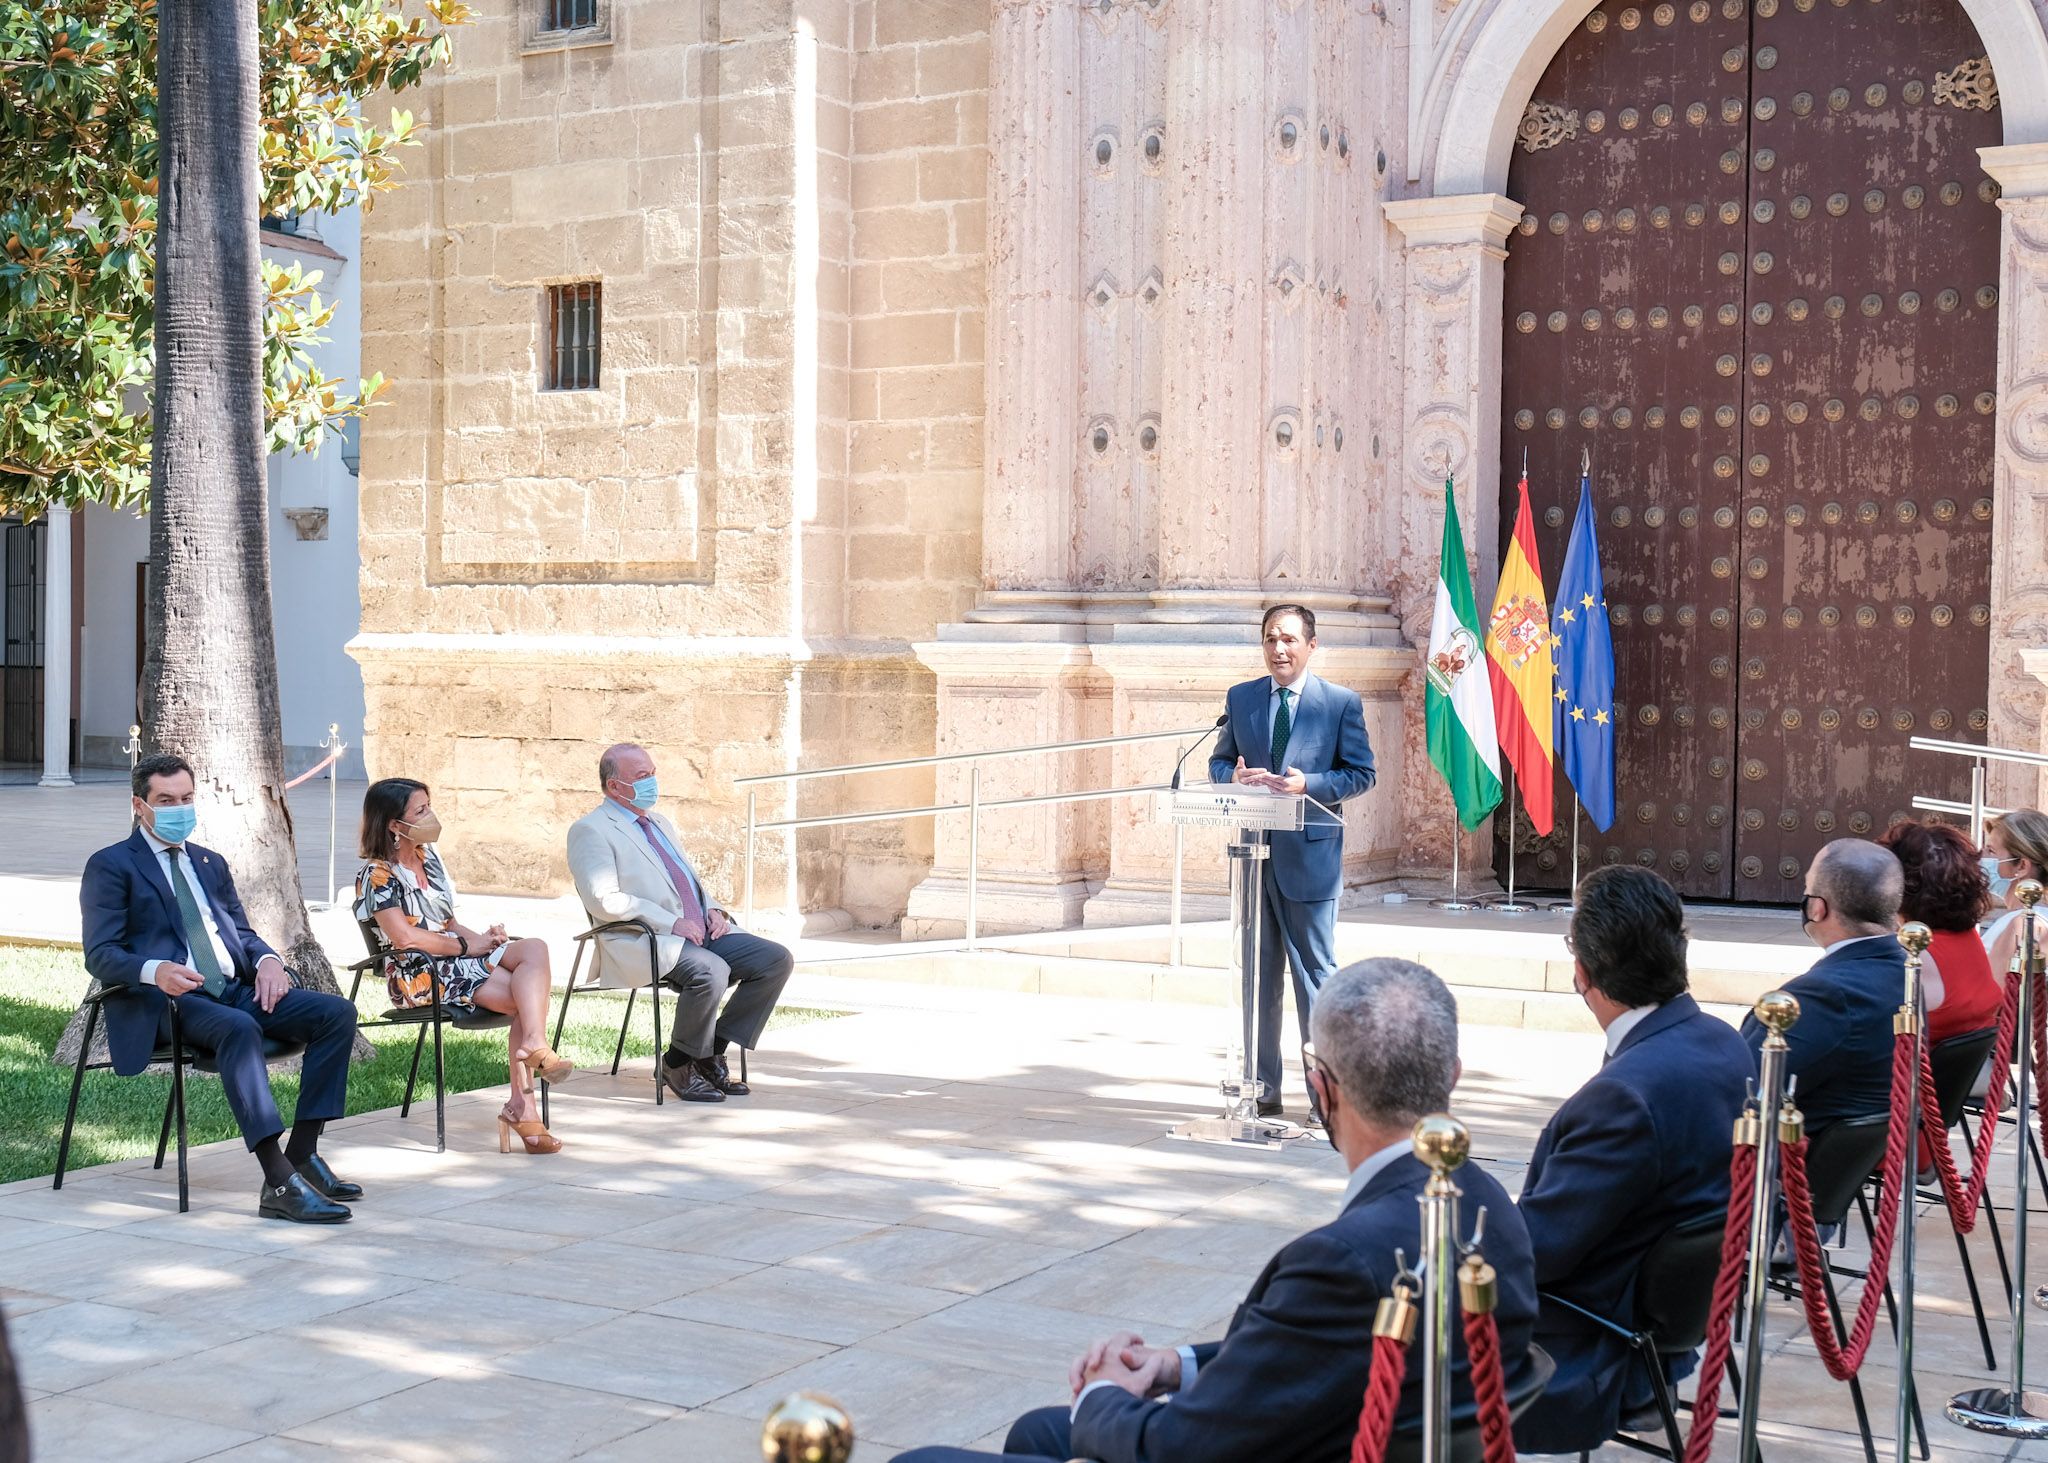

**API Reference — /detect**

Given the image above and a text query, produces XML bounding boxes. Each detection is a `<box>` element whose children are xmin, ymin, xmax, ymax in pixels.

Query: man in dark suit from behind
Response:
<box><xmin>889</xmin><ymin>958</ymin><xmax>1538</xmax><ymax>1463</ymax></box>
<box><xmin>1512</xmin><ymin>866</ymin><xmax>1753</xmax><ymax>1454</ymax></box>
<box><xmin>1740</xmin><ymin>838</ymin><xmax>1906</xmax><ymax>1135</ymax></box>
<box><xmin>80</xmin><ymin>753</ymin><xmax>360</xmax><ymax>1222</ymax></box>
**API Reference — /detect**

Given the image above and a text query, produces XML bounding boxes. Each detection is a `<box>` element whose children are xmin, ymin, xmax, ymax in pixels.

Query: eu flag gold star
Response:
<box><xmin>1558</xmin><ymin>607</ymin><xmax>1576</xmax><ymax>625</ymax></box>
<box><xmin>1549</xmin><ymin>633</ymin><xmax>1562</xmax><ymax>649</ymax></box>
<box><xmin>1581</xmin><ymin>593</ymin><xmax>1596</xmax><ymax>610</ymax></box>
<box><xmin>1593</xmin><ymin>708</ymin><xmax>1610</xmax><ymax>726</ymax></box>
<box><xmin>1554</xmin><ymin>686</ymin><xmax>1569</xmax><ymax>703</ymax></box>
<box><xmin>1571</xmin><ymin>706</ymin><xmax>1586</xmax><ymax>722</ymax></box>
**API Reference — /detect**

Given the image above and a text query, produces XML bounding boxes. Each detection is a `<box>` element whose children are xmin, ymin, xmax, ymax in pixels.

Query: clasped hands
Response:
<box><xmin>1069</xmin><ymin>1331</ymin><xmax>1183</xmax><ymax>1401</ymax></box>
<box><xmin>1233</xmin><ymin>755</ymin><xmax>1307</xmax><ymax>797</ymax></box>
<box><xmin>671</xmin><ymin>908</ymin><xmax>731</xmax><ymax>945</ymax></box>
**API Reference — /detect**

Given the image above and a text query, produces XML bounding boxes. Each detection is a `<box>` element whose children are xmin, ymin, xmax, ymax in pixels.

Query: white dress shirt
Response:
<box><xmin>1602</xmin><ymin>1003</ymin><xmax>1655</xmax><ymax>1056</ymax></box>
<box><xmin>136</xmin><ymin>825</ymin><xmax>242</xmax><ymax>989</ymax></box>
<box><xmin>1074</xmin><ymin>1133</ymin><xmax>1413</xmax><ymax>1417</ymax></box>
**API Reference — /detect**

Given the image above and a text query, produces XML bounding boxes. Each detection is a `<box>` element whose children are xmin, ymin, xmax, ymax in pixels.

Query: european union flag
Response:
<box><xmin>1552</xmin><ymin>472</ymin><xmax>1616</xmax><ymax>831</ymax></box>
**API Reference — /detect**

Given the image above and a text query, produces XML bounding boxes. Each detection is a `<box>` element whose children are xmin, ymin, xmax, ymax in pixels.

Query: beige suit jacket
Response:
<box><xmin>565</xmin><ymin>801</ymin><xmax>713</xmax><ymax>988</ymax></box>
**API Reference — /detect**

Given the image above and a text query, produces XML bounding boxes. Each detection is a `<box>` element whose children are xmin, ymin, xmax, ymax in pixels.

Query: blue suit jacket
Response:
<box><xmin>80</xmin><ymin>830</ymin><xmax>281</xmax><ymax>1076</ymax></box>
<box><xmin>1071</xmin><ymin>1152</ymin><xmax>1537</xmax><ymax>1463</ymax></box>
<box><xmin>1512</xmin><ymin>995</ymin><xmax>1753</xmax><ymax>1452</ymax></box>
<box><xmin>1741</xmin><ymin>935</ymin><xmax>1905</xmax><ymax>1134</ymax></box>
<box><xmin>1207</xmin><ymin>675</ymin><xmax>1376</xmax><ymax>903</ymax></box>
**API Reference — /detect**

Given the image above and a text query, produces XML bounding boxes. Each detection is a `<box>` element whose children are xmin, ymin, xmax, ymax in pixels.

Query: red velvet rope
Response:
<box><xmin>1919</xmin><ymin>968</ymin><xmax>2023</xmax><ymax>1231</ymax></box>
<box><xmin>2034</xmin><ymin>970</ymin><xmax>2048</xmax><ymax>1159</ymax></box>
<box><xmin>1681</xmin><ymin>1140</ymin><xmax>1759</xmax><ymax>1463</ymax></box>
<box><xmin>1461</xmin><ymin>1303</ymin><xmax>1517</xmax><ymax>1463</ymax></box>
<box><xmin>1349</xmin><ymin>1332</ymin><xmax>1408</xmax><ymax>1463</ymax></box>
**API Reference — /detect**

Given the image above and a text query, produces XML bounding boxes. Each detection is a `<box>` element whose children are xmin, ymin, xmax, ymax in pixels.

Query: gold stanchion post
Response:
<box><xmin>761</xmin><ymin>1392</ymin><xmax>855</xmax><ymax>1463</ymax></box>
<box><xmin>1413</xmin><ymin>1113</ymin><xmax>1471</xmax><ymax>1463</ymax></box>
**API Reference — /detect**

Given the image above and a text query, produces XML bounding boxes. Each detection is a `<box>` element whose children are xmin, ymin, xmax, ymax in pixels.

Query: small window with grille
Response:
<box><xmin>545</xmin><ymin>0</ymin><xmax>597</xmax><ymax>30</ymax></box>
<box><xmin>545</xmin><ymin>282</ymin><xmax>602</xmax><ymax>392</ymax></box>
<box><xmin>524</xmin><ymin>0</ymin><xmax>609</xmax><ymax>50</ymax></box>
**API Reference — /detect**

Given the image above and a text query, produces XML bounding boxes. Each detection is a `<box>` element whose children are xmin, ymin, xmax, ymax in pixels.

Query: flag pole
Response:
<box><xmin>1496</xmin><ymin>783</ymin><xmax>1536</xmax><ymax>914</ymax></box>
<box><xmin>1431</xmin><ymin>799</ymin><xmax>1480</xmax><ymax>913</ymax></box>
<box><xmin>1550</xmin><ymin>796</ymin><xmax>1581</xmax><ymax>915</ymax></box>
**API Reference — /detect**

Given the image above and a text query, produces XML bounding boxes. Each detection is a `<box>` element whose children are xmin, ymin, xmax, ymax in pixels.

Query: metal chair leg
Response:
<box><xmin>171</xmin><ymin>1027</ymin><xmax>189</xmax><ymax>1215</ymax></box>
<box><xmin>52</xmin><ymin>1002</ymin><xmax>99</xmax><ymax>1191</ymax></box>
<box><xmin>400</xmin><ymin>1024</ymin><xmax>426</xmax><ymax>1117</ymax></box>
<box><xmin>431</xmin><ymin>1003</ymin><xmax>447</xmax><ymax>1155</ymax></box>
<box><xmin>741</xmin><ymin>1045</ymin><xmax>749</xmax><ymax>1087</ymax></box>
<box><xmin>154</xmin><ymin>1084</ymin><xmax>175</xmax><ymax>1169</ymax></box>
<box><xmin>611</xmin><ymin>988</ymin><xmax>637</xmax><ymax>1076</ymax></box>
<box><xmin>1953</xmin><ymin>1221</ymin><xmax>2000</xmax><ymax>1369</ymax></box>
<box><xmin>1819</xmin><ymin>1263</ymin><xmax>1878</xmax><ymax>1463</ymax></box>
<box><xmin>650</xmin><ymin>977</ymin><xmax>663</xmax><ymax>1106</ymax></box>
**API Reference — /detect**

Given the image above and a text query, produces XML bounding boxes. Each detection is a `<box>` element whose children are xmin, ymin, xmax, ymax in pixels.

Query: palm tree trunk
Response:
<box><xmin>52</xmin><ymin>0</ymin><xmax>351</xmax><ymax>1070</ymax></box>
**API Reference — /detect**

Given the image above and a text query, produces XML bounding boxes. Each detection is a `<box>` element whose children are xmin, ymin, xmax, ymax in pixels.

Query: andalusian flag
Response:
<box><xmin>1486</xmin><ymin>471</ymin><xmax>1556</xmax><ymax>835</ymax></box>
<box><xmin>1426</xmin><ymin>479</ymin><xmax>1503</xmax><ymax>829</ymax></box>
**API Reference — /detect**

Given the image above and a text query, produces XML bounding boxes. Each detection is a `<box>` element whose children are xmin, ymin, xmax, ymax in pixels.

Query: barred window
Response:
<box><xmin>545</xmin><ymin>282</ymin><xmax>602</xmax><ymax>392</ymax></box>
<box><xmin>546</xmin><ymin>0</ymin><xmax>597</xmax><ymax>30</ymax></box>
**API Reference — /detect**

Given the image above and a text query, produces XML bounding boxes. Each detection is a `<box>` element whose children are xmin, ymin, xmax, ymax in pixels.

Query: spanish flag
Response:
<box><xmin>1485</xmin><ymin>472</ymin><xmax>1556</xmax><ymax>835</ymax></box>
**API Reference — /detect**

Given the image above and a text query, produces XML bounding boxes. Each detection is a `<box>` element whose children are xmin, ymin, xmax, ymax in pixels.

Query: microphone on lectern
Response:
<box><xmin>1170</xmin><ymin>715</ymin><xmax>1230</xmax><ymax>790</ymax></box>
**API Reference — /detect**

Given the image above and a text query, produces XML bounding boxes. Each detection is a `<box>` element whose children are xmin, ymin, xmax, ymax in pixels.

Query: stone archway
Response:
<box><xmin>1394</xmin><ymin>0</ymin><xmax>2048</xmax><ymax>820</ymax></box>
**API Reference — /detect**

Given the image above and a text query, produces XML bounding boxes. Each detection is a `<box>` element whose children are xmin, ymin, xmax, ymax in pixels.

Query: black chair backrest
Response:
<box><xmin>1802</xmin><ymin>1112</ymin><xmax>1893</xmax><ymax>1226</ymax></box>
<box><xmin>1633</xmin><ymin>1211</ymin><xmax>1729</xmax><ymax>1353</ymax></box>
<box><xmin>1929</xmin><ymin>1027</ymin><xmax>1998</xmax><ymax>1129</ymax></box>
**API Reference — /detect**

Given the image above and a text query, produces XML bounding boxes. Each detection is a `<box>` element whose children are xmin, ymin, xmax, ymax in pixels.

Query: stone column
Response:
<box><xmin>1975</xmin><ymin>145</ymin><xmax>2048</xmax><ymax>810</ymax></box>
<box><xmin>977</xmin><ymin>0</ymin><xmax>1082</xmax><ymax>618</ymax></box>
<box><xmin>40</xmin><ymin>506</ymin><xmax>73</xmax><ymax>787</ymax></box>
<box><xmin>1383</xmin><ymin>193</ymin><xmax>1523</xmax><ymax>883</ymax></box>
<box><xmin>1153</xmin><ymin>0</ymin><xmax>1266</xmax><ymax>604</ymax></box>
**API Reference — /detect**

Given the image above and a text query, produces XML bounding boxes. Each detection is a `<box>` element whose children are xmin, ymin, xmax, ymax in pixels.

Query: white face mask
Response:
<box><xmin>1983</xmin><ymin>854</ymin><xmax>2016</xmax><ymax>899</ymax></box>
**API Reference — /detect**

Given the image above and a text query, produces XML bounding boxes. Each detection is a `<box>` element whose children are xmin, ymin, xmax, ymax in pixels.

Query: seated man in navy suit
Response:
<box><xmin>1741</xmin><ymin>838</ymin><xmax>1906</xmax><ymax>1134</ymax></box>
<box><xmin>1512</xmin><ymin>867</ymin><xmax>1753</xmax><ymax>1454</ymax></box>
<box><xmin>889</xmin><ymin>958</ymin><xmax>1538</xmax><ymax>1463</ymax></box>
<box><xmin>80</xmin><ymin>753</ymin><xmax>361</xmax><ymax>1223</ymax></box>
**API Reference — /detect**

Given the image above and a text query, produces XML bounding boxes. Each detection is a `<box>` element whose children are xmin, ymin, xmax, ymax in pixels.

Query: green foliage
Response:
<box><xmin>1</xmin><ymin>945</ymin><xmax>845</xmax><ymax>1185</ymax></box>
<box><xmin>0</xmin><ymin>0</ymin><xmax>470</xmax><ymax>514</ymax></box>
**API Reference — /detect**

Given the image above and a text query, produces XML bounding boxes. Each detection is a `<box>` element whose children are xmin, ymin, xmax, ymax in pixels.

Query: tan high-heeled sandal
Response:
<box><xmin>517</xmin><ymin>1043</ymin><xmax>576</xmax><ymax>1084</ymax></box>
<box><xmin>498</xmin><ymin>1102</ymin><xmax>562</xmax><ymax>1155</ymax></box>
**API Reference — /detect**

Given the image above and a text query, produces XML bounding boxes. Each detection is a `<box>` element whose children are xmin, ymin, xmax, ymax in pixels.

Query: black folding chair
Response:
<box><xmin>346</xmin><ymin>917</ymin><xmax>512</xmax><ymax>1153</ymax></box>
<box><xmin>53</xmin><ymin>984</ymin><xmax>304</xmax><ymax>1214</ymax></box>
<box><xmin>1768</xmin><ymin>1112</ymin><xmax>1908</xmax><ymax>1463</ymax></box>
<box><xmin>1543</xmin><ymin>1211</ymin><xmax>1743</xmax><ymax>1463</ymax></box>
<box><xmin>1914</xmin><ymin>1026</ymin><xmax>2001</xmax><ymax>1368</ymax></box>
<box><xmin>1386</xmin><ymin>1342</ymin><xmax>1555</xmax><ymax>1463</ymax></box>
<box><xmin>545</xmin><ymin>914</ymin><xmax>747</xmax><ymax>1112</ymax></box>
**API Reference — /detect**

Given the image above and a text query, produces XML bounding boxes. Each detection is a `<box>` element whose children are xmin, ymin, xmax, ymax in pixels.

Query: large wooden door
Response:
<box><xmin>1</xmin><ymin>521</ymin><xmax>43</xmax><ymax>765</ymax></box>
<box><xmin>1499</xmin><ymin>0</ymin><xmax>2001</xmax><ymax>901</ymax></box>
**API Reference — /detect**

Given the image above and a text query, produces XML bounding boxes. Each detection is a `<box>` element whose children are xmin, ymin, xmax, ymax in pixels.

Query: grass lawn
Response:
<box><xmin>0</xmin><ymin>944</ymin><xmax>842</xmax><ymax>1186</ymax></box>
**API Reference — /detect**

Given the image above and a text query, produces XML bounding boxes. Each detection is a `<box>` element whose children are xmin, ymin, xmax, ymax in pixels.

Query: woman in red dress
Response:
<box><xmin>1878</xmin><ymin>820</ymin><xmax>2000</xmax><ymax>1043</ymax></box>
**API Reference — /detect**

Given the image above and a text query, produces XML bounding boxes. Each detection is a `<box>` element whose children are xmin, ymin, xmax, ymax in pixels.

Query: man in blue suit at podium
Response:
<box><xmin>1208</xmin><ymin>605</ymin><xmax>1376</xmax><ymax>1117</ymax></box>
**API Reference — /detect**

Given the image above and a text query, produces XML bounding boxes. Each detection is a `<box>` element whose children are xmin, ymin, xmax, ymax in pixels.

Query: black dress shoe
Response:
<box><xmin>294</xmin><ymin>1153</ymin><xmax>363</xmax><ymax>1201</ymax></box>
<box><xmin>1256</xmin><ymin>1100</ymin><xmax>1284</xmax><ymax>1118</ymax></box>
<box><xmin>258</xmin><ymin>1173</ymin><xmax>351</xmax><ymax>1224</ymax></box>
<box><xmin>660</xmin><ymin>1061</ymin><xmax>726</xmax><ymax>1103</ymax></box>
<box><xmin>694</xmin><ymin>1054</ymin><xmax>750</xmax><ymax>1097</ymax></box>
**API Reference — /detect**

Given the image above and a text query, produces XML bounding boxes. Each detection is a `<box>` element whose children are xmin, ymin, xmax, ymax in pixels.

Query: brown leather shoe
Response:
<box><xmin>660</xmin><ymin>1061</ymin><xmax>725</xmax><ymax>1103</ymax></box>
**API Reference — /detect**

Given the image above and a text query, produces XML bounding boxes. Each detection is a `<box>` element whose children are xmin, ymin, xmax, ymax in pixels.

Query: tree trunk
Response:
<box><xmin>52</xmin><ymin>0</ymin><xmax>356</xmax><ymax>1069</ymax></box>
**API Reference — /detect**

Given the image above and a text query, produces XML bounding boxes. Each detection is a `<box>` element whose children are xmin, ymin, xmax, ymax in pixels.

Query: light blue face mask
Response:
<box><xmin>1983</xmin><ymin>854</ymin><xmax>2015</xmax><ymax>899</ymax></box>
<box><xmin>629</xmin><ymin>775</ymin><xmax>659</xmax><ymax>811</ymax></box>
<box><xmin>151</xmin><ymin>804</ymin><xmax>197</xmax><ymax>845</ymax></box>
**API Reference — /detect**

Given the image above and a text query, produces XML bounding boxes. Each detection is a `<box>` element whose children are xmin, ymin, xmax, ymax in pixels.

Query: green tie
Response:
<box><xmin>1271</xmin><ymin>687</ymin><xmax>1294</xmax><ymax>772</ymax></box>
<box><xmin>166</xmin><ymin>848</ymin><xmax>227</xmax><ymax>997</ymax></box>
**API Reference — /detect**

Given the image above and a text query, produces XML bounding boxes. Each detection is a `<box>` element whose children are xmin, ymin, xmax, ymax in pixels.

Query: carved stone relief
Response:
<box><xmin>1934</xmin><ymin>56</ymin><xmax>2000</xmax><ymax>112</ymax></box>
<box><xmin>1517</xmin><ymin>99</ymin><xmax>1582</xmax><ymax>151</ymax></box>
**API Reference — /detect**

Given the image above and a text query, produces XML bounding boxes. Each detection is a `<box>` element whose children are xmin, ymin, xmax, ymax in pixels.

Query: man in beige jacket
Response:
<box><xmin>566</xmin><ymin>743</ymin><xmax>793</xmax><ymax>1103</ymax></box>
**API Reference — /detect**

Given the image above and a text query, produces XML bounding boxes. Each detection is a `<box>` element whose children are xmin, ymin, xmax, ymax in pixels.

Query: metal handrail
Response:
<box><xmin>732</xmin><ymin>724</ymin><xmax>1217</xmax><ymax>786</ymax></box>
<box><xmin>740</xmin><ymin>724</ymin><xmax>1220</xmax><ymax>950</ymax></box>
<box><xmin>1910</xmin><ymin>737</ymin><xmax>2048</xmax><ymax>845</ymax></box>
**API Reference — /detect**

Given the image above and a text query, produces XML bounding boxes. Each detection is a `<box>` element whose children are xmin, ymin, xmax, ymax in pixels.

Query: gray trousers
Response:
<box><xmin>664</xmin><ymin>929</ymin><xmax>793</xmax><ymax>1058</ymax></box>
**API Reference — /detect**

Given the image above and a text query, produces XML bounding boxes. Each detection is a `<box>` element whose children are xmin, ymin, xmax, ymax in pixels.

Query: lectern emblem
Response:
<box><xmin>1427</xmin><ymin>627</ymin><xmax>1481</xmax><ymax>695</ymax></box>
<box><xmin>1487</xmin><ymin>595</ymin><xmax>1550</xmax><ymax>671</ymax></box>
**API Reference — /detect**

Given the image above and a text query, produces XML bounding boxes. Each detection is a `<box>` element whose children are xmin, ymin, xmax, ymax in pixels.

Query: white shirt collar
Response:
<box><xmin>1339</xmin><ymin>1135</ymin><xmax>1415</xmax><ymax>1214</ymax></box>
<box><xmin>1602</xmin><ymin>1003</ymin><xmax>1656</xmax><ymax>1056</ymax></box>
<box><xmin>1823</xmin><ymin>932</ymin><xmax>1895</xmax><ymax>957</ymax></box>
<box><xmin>139</xmin><ymin>823</ymin><xmax>185</xmax><ymax>857</ymax></box>
<box><xmin>1271</xmin><ymin>672</ymin><xmax>1316</xmax><ymax>701</ymax></box>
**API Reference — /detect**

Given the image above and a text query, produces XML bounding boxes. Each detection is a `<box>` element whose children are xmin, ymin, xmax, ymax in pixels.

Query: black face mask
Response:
<box><xmin>1800</xmin><ymin>894</ymin><xmax>1829</xmax><ymax>931</ymax></box>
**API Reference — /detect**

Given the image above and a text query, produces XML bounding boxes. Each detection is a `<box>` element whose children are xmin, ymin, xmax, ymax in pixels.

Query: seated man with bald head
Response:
<box><xmin>1741</xmin><ymin>837</ymin><xmax>1907</xmax><ymax>1133</ymax></box>
<box><xmin>566</xmin><ymin>743</ymin><xmax>793</xmax><ymax>1103</ymax></box>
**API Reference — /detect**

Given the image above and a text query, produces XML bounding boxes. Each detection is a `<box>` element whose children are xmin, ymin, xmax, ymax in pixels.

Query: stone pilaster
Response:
<box><xmin>1976</xmin><ymin>144</ymin><xmax>2048</xmax><ymax>810</ymax></box>
<box><xmin>1384</xmin><ymin>192</ymin><xmax>1522</xmax><ymax>884</ymax></box>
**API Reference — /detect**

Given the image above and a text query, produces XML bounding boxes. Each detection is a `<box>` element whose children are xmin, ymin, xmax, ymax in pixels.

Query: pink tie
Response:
<box><xmin>637</xmin><ymin>816</ymin><xmax>706</xmax><ymax>944</ymax></box>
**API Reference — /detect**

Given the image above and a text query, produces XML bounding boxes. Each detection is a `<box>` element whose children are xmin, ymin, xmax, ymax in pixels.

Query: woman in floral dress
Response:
<box><xmin>355</xmin><ymin>778</ymin><xmax>572</xmax><ymax>1152</ymax></box>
